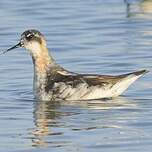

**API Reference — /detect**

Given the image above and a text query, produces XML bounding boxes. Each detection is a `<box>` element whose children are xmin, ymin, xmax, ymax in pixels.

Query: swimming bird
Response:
<box><xmin>2</xmin><ymin>29</ymin><xmax>148</xmax><ymax>101</ymax></box>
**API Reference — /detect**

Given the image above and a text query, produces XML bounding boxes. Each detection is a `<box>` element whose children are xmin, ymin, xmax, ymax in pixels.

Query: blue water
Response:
<box><xmin>0</xmin><ymin>0</ymin><xmax>152</xmax><ymax>151</ymax></box>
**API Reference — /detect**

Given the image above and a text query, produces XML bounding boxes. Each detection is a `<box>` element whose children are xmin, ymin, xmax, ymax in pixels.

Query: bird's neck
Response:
<box><xmin>32</xmin><ymin>47</ymin><xmax>55</xmax><ymax>100</ymax></box>
<box><xmin>32</xmin><ymin>47</ymin><xmax>55</xmax><ymax>74</ymax></box>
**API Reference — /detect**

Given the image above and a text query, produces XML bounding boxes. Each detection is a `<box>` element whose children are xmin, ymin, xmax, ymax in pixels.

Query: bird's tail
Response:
<box><xmin>123</xmin><ymin>69</ymin><xmax>149</xmax><ymax>77</ymax></box>
<box><xmin>111</xmin><ymin>69</ymin><xmax>149</xmax><ymax>97</ymax></box>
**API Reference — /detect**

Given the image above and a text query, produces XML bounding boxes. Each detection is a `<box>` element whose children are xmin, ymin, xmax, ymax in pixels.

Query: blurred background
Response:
<box><xmin>0</xmin><ymin>0</ymin><xmax>152</xmax><ymax>152</ymax></box>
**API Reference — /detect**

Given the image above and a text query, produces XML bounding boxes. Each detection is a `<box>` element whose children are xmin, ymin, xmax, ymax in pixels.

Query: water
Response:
<box><xmin>0</xmin><ymin>0</ymin><xmax>152</xmax><ymax>151</ymax></box>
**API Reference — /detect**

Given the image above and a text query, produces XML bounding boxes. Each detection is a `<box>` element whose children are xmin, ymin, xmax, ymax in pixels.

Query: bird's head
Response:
<box><xmin>2</xmin><ymin>29</ymin><xmax>48</xmax><ymax>57</ymax></box>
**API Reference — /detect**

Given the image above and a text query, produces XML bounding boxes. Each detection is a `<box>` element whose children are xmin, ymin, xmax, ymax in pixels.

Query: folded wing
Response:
<box><xmin>46</xmin><ymin>68</ymin><xmax>147</xmax><ymax>100</ymax></box>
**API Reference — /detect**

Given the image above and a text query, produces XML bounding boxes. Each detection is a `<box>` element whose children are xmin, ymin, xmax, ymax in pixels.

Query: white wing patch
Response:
<box><xmin>57</xmin><ymin>70</ymin><xmax>77</xmax><ymax>76</ymax></box>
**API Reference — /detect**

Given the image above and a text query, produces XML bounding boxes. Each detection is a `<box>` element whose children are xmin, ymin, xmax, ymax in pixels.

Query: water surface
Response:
<box><xmin>0</xmin><ymin>0</ymin><xmax>152</xmax><ymax>151</ymax></box>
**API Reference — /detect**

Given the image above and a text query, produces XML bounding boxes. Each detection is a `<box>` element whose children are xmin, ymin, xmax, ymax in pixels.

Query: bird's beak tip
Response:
<box><xmin>0</xmin><ymin>42</ymin><xmax>21</xmax><ymax>55</ymax></box>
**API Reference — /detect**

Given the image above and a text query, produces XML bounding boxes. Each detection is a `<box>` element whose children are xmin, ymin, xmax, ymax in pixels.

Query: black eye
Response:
<box><xmin>26</xmin><ymin>33</ymin><xmax>33</xmax><ymax>40</ymax></box>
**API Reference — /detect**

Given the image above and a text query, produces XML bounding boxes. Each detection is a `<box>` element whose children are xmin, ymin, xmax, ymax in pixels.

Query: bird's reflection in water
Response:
<box><xmin>32</xmin><ymin>97</ymin><xmax>137</xmax><ymax>147</ymax></box>
<box><xmin>33</xmin><ymin>101</ymin><xmax>58</xmax><ymax>137</ymax></box>
<box><xmin>32</xmin><ymin>100</ymin><xmax>78</xmax><ymax>147</ymax></box>
<box><xmin>125</xmin><ymin>0</ymin><xmax>152</xmax><ymax>18</ymax></box>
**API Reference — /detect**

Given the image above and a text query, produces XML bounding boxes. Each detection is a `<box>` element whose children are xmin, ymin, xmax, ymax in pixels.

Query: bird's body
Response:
<box><xmin>2</xmin><ymin>29</ymin><xmax>148</xmax><ymax>101</ymax></box>
<box><xmin>34</xmin><ymin>63</ymin><xmax>147</xmax><ymax>101</ymax></box>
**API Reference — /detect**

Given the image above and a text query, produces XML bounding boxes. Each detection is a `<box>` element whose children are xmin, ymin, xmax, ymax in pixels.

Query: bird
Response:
<box><xmin>1</xmin><ymin>29</ymin><xmax>148</xmax><ymax>101</ymax></box>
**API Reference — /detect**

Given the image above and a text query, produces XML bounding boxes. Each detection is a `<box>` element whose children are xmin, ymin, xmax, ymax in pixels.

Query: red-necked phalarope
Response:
<box><xmin>2</xmin><ymin>29</ymin><xmax>148</xmax><ymax>101</ymax></box>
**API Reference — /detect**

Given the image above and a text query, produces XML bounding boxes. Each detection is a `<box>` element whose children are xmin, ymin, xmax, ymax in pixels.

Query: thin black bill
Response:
<box><xmin>0</xmin><ymin>42</ymin><xmax>21</xmax><ymax>55</ymax></box>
